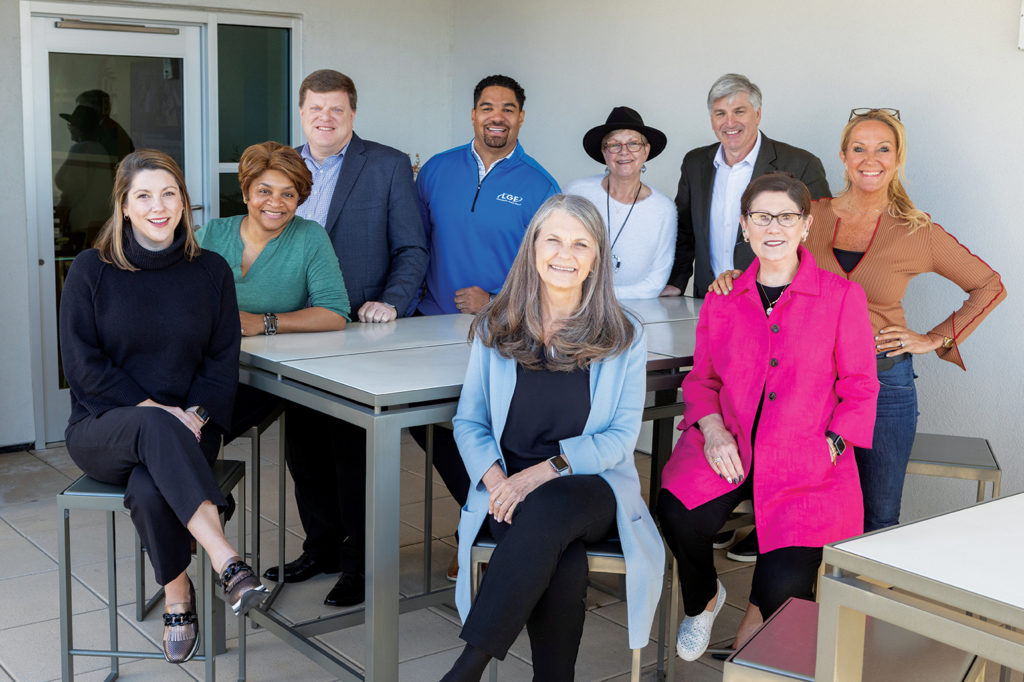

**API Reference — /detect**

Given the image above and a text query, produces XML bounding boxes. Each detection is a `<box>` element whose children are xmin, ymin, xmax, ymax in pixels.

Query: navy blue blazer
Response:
<box><xmin>316</xmin><ymin>133</ymin><xmax>428</xmax><ymax>314</ymax></box>
<box><xmin>667</xmin><ymin>133</ymin><xmax>831</xmax><ymax>296</ymax></box>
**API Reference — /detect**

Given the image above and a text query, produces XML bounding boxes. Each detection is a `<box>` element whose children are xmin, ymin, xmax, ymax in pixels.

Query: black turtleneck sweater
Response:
<box><xmin>59</xmin><ymin>226</ymin><xmax>240</xmax><ymax>431</ymax></box>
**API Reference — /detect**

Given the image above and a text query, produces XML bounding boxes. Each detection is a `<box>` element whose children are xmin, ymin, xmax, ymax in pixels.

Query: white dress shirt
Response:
<box><xmin>709</xmin><ymin>131</ymin><xmax>762</xmax><ymax>277</ymax></box>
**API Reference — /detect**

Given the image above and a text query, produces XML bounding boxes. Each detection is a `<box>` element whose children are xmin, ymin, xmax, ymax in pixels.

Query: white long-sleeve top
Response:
<box><xmin>564</xmin><ymin>174</ymin><xmax>677</xmax><ymax>299</ymax></box>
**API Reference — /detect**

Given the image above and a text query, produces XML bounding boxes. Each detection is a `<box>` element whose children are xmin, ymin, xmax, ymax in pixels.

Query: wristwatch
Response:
<box><xmin>548</xmin><ymin>454</ymin><xmax>570</xmax><ymax>476</ymax></box>
<box><xmin>826</xmin><ymin>430</ymin><xmax>845</xmax><ymax>466</ymax></box>
<box><xmin>263</xmin><ymin>312</ymin><xmax>279</xmax><ymax>336</ymax></box>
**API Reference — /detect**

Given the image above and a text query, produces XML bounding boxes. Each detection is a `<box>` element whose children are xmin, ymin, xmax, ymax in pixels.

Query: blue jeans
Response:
<box><xmin>854</xmin><ymin>354</ymin><xmax>918</xmax><ymax>532</ymax></box>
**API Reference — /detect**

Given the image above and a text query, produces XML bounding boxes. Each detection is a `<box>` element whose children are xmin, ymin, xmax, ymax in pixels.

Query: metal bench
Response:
<box><xmin>907</xmin><ymin>433</ymin><xmax>1001</xmax><ymax>502</ymax></box>
<box><xmin>724</xmin><ymin>597</ymin><xmax>985</xmax><ymax>681</ymax></box>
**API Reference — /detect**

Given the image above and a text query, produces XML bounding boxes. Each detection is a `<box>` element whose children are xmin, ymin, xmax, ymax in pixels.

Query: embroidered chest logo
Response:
<box><xmin>495</xmin><ymin>192</ymin><xmax>523</xmax><ymax>206</ymax></box>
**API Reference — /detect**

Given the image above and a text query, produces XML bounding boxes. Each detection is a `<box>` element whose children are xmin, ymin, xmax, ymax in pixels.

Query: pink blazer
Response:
<box><xmin>661</xmin><ymin>247</ymin><xmax>878</xmax><ymax>552</ymax></box>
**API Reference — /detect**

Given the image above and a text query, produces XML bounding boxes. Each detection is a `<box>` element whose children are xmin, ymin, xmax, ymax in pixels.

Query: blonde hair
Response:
<box><xmin>840</xmin><ymin>110</ymin><xmax>930</xmax><ymax>233</ymax></box>
<box><xmin>470</xmin><ymin>194</ymin><xmax>634</xmax><ymax>371</ymax></box>
<box><xmin>93</xmin><ymin>150</ymin><xmax>199</xmax><ymax>270</ymax></box>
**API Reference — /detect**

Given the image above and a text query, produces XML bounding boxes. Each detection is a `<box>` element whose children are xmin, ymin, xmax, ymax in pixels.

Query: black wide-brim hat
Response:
<box><xmin>582</xmin><ymin>106</ymin><xmax>667</xmax><ymax>164</ymax></box>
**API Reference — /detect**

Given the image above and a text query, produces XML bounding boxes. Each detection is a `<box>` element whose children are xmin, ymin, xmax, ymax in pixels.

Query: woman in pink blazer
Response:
<box><xmin>658</xmin><ymin>172</ymin><xmax>878</xmax><ymax>663</ymax></box>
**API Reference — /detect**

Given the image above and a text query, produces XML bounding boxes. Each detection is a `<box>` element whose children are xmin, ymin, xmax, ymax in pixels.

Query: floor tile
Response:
<box><xmin>0</xmin><ymin>519</ymin><xmax>55</xmax><ymax>580</ymax></box>
<box><xmin>30</xmin><ymin>444</ymin><xmax>83</xmax><ymax>480</ymax></box>
<box><xmin>1</xmin><ymin>497</ymin><xmax>138</xmax><ymax>566</ymax></box>
<box><xmin>316</xmin><ymin>607</ymin><xmax>462</xmax><ymax>665</ymax></box>
<box><xmin>399</xmin><ymin>497</ymin><xmax>461</xmax><ymax>537</ymax></box>
<box><xmin>0</xmin><ymin>569</ymin><xmax>106</xmax><ymax>631</ymax></box>
<box><xmin>0</xmin><ymin>609</ymin><xmax>154</xmax><ymax>681</ymax></box>
<box><xmin>409</xmin><ymin>646</ymin><xmax>535</xmax><ymax>681</ymax></box>
<box><xmin>0</xmin><ymin>451</ymin><xmax>74</xmax><ymax>506</ymax></box>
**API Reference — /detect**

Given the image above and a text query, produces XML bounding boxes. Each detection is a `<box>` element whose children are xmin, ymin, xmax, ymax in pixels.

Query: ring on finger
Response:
<box><xmin>713</xmin><ymin>457</ymin><xmax>723</xmax><ymax>464</ymax></box>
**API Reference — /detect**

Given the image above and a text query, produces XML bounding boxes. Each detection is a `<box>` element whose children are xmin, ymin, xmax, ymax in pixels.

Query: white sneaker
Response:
<box><xmin>676</xmin><ymin>580</ymin><xmax>726</xmax><ymax>661</ymax></box>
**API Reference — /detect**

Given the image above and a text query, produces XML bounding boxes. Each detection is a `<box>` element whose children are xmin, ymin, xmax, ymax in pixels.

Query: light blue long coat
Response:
<box><xmin>452</xmin><ymin>322</ymin><xmax>665</xmax><ymax>649</ymax></box>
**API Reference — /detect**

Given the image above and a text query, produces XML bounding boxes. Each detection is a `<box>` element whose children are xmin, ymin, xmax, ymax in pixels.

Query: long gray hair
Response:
<box><xmin>470</xmin><ymin>194</ymin><xmax>634</xmax><ymax>370</ymax></box>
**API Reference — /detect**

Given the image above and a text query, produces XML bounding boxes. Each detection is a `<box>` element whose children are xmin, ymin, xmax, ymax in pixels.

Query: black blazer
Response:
<box><xmin>667</xmin><ymin>133</ymin><xmax>830</xmax><ymax>296</ymax></box>
<box><xmin>315</xmin><ymin>133</ymin><xmax>428</xmax><ymax>314</ymax></box>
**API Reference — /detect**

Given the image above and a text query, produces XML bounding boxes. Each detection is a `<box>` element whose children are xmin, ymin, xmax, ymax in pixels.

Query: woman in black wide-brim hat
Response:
<box><xmin>564</xmin><ymin>106</ymin><xmax>676</xmax><ymax>299</ymax></box>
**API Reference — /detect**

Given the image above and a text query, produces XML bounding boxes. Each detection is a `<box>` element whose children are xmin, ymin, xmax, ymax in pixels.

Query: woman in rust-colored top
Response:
<box><xmin>711</xmin><ymin>109</ymin><xmax>1005</xmax><ymax>534</ymax></box>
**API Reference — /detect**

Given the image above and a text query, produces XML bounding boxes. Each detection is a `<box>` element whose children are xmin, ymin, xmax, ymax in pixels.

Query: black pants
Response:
<box><xmin>226</xmin><ymin>386</ymin><xmax>367</xmax><ymax>574</ymax></box>
<box><xmin>410</xmin><ymin>425</ymin><xmax>470</xmax><ymax>507</ymax></box>
<box><xmin>657</xmin><ymin>483</ymin><xmax>822</xmax><ymax>620</ymax></box>
<box><xmin>65</xmin><ymin>407</ymin><xmax>225</xmax><ymax>585</ymax></box>
<box><xmin>461</xmin><ymin>475</ymin><xmax>616</xmax><ymax>680</ymax></box>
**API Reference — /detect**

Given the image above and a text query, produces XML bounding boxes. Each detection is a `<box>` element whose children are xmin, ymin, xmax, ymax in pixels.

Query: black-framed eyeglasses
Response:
<box><xmin>849</xmin><ymin>107</ymin><xmax>901</xmax><ymax>121</ymax></box>
<box><xmin>603</xmin><ymin>141</ymin><xmax>646</xmax><ymax>154</ymax></box>
<box><xmin>744</xmin><ymin>211</ymin><xmax>805</xmax><ymax>228</ymax></box>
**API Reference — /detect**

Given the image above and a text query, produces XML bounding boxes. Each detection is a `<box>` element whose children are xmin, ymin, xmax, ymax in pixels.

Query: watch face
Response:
<box><xmin>550</xmin><ymin>455</ymin><xmax>569</xmax><ymax>472</ymax></box>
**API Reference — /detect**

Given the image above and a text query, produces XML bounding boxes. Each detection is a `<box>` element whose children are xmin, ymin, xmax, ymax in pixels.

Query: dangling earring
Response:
<box><xmin>743</xmin><ymin>232</ymin><xmax>750</xmax><ymax>243</ymax></box>
<box><xmin>604</xmin><ymin>167</ymin><xmax>610</xmax><ymax>175</ymax></box>
<box><xmin>802</xmin><ymin>230</ymin><xmax>809</xmax><ymax>242</ymax></box>
<box><xmin>641</xmin><ymin>164</ymin><xmax>647</xmax><ymax>173</ymax></box>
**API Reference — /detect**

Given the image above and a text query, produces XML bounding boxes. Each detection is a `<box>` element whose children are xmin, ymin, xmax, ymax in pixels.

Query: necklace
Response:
<box><xmin>756</xmin><ymin>281</ymin><xmax>787</xmax><ymax>316</ymax></box>
<box><xmin>605</xmin><ymin>178</ymin><xmax>642</xmax><ymax>271</ymax></box>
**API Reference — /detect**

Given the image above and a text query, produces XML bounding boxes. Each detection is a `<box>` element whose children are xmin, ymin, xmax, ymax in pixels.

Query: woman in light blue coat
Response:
<box><xmin>442</xmin><ymin>194</ymin><xmax>664</xmax><ymax>681</ymax></box>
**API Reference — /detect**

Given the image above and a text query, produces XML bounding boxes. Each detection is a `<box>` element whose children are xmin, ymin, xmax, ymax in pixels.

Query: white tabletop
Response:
<box><xmin>830</xmin><ymin>493</ymin><xmax>1024</xmax><ymax>614</ymax></box>
<box><xmin>240</xmin><ymin>313</ymin><xmax>472</xmax><ymax>366</ymax></box>
<box><xmin>620</xmin><ymin>296</ymin><xmax>702</xmax><ymax>324</ymax></box>
<box><xmin>279</xmin><ymin>343</ymin><xmax>472</xmax><ymax>407</ymax></box>
<box><xmin>644</xmin><ymin>319</ymin><xmax>699</xmax><ymax>359</ymax></box>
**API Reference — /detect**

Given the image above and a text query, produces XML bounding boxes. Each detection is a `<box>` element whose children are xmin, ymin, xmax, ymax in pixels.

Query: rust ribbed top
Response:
<box><xmin>807</xmin><ymin>198</ymin><xmax>1006</xmax><ymax>370</ymax></box>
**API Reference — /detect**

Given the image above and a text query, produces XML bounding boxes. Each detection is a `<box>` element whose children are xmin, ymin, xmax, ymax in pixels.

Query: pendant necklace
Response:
<box><xmin>605</xmin><ymin>178</ymin><xmax>642</xmax><ymax>271</ymax></box>
<box><xmin>756</xmin><ymin>281</ymin><xmax>787</xmax><ymax>316</ymax></box>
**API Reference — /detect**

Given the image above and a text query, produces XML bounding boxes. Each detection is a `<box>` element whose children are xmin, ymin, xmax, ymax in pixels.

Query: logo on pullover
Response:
<box><xmin>496</xmin><ymin>192</ymin><xmax>523</xmax><ymax>206</ymax></box>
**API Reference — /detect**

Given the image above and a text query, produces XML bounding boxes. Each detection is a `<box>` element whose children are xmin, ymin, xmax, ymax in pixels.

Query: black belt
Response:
<box><xmin>877</xmin><ymin>352</ymin><xmax>910</xmax><ymax>372</ymax></box>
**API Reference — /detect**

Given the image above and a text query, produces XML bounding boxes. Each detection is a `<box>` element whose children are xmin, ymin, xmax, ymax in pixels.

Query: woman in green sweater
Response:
<box><xmin>197</xmin><ymin>141</ymin><xmax>350</xmax><ymax>334</ymax></box>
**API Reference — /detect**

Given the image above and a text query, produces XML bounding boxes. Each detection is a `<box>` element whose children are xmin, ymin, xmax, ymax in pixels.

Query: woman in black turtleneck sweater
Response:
<box><xmin>59</xmin><ymin>150</ymin><xmax>266</xmax><ymax>664</ymax></box>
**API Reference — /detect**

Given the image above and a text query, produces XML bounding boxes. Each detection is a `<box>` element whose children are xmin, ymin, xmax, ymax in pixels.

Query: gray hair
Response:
<box><xmin>706</xmin><ymin>73</ymin><xmax>762</xmax><ymax>112</ymax></box>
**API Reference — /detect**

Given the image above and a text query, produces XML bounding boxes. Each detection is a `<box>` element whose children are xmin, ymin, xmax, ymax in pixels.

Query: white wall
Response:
<box><xmin>450</xmin><ymin>0</ymin><xmax>1024</xmax><ymax>516</ymax></box>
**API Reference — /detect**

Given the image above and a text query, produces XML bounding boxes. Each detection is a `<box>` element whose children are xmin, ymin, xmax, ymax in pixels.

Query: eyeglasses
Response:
<box><xmin>603</xmin><ymin>141</ymin><xmax>646</xmax><ymax>154</ymax></box>
<box><xmin>849</xmin><ymin>107</ymin><xmax>901</xmax><ymax>121</ymax></box>
<box><xmin>744</xmin><ymin>211</ymin><xmax>805</xmax><ymax>227</ymax></box>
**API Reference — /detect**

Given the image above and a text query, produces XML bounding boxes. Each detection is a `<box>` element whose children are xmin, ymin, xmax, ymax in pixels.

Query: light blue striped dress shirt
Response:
<box><xmin>296</xmin><ymin>141</ymin><xmax>349</xmax><ymax>228</ymax></box>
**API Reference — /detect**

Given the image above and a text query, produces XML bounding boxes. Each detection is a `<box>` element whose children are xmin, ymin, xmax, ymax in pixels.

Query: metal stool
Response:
<box><xmin>907</xmin><ymin>433</ymin><xmax>1001</xmax><ymax>501</ymax></box>
<box><xmin>57</xmin><ymin>459</ymin><xmax>248</xmax><ymax>681</ymax></box>
<box><xmin>470</xmin><ymin>529</ymin><xmax>644</xmax><ymax>682</ymax></box>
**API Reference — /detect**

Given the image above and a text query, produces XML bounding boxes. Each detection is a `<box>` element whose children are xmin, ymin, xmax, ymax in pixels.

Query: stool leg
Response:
<box><xmin>249</xmin><ymin>426</ymin><xmax>261</xmax><ymax>579</ymax></box>
<box><xmin>200</xmin><ymin>545</ymin><xmax>216</xmax><ymax>681</ymax></box>
<box><xmin>237</xmin><ymin>461</ymin><xmax>247</xmax><ymax>681</ymax></box>
<box><xmin>106</xmin><ymin>511</ymin><xmax>119</xmax><ymax>679</ymax></box>
<box><xmin>424</xmin><ymin>425</ymin><xmax>435</xmax><ymax>593</ymax></box>
<box><xmin>667</xmin><ymin>558</ymin><xmax>679</xmax><ymax>682</ymax></box>
<box><xmin>488</xmin><ymin>659</ymin><xmax>498</xmax><ymax>682</ymax></box>
<box><xmin>134</xmin><ymin>532</ymin><xmax>145</xmax><ymax>622</ymax></box>
<box><xmin>58</xmin><ymin>504</ymin><xmax>74</xmax><ymax>681</ymax></box>
<box><xmin>630</xmin><ymin>648</ymin><xmax>641</xmax><ymax>682</ymax></box>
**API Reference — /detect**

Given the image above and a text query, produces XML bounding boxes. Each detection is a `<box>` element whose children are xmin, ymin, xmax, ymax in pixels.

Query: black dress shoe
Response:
<box><xmin>324</xmin><ymin>572</ymin><xmax>365</xmax><ymax>607</ymax></box>
<box><xmin>726</xmin><ymin>528</ymin><xmax>758</xmax><ymax>563</ymax></box>
<box><xmin>262</xmin><ymin>552</ymin><xmax>340</xmax><ymax>583</ymax></box>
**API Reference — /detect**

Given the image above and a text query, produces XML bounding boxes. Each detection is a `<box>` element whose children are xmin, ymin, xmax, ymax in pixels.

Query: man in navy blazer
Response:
<box><xmin>664</xmin><ymin>73</ymin><xmax>830</xmax><ymax>299</ymax></box>
<box><xmin>264</xmin><ymin>69</ymin><xmax>428</xmax><ymax>607</ymax></box>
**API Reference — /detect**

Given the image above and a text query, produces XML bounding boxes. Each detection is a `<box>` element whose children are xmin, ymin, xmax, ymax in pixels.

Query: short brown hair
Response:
<box><xmin>299</xmin><ymin>69</ymin><xmax>357</xmax><ymax>110</ymax></box>
<box><xmin>740</xmin><ymin>172</ymin><xmax>811</xmax><ymax>216</ymax></box>
<box><xmin>93</xmin><ymin>149</ymin><xmax>199</xmax><ymax>271</ymax></box>
<box><xmin>237</xmin><ymin>141</ymin><xmax>313</xmax><ymax>206</ymax></box>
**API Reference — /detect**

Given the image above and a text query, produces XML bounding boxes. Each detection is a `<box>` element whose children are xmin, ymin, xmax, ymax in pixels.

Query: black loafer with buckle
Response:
<box><xmin>163</xmin><ymin>579</ymin><xmax>200</xmax><ymax>664</ymax></box>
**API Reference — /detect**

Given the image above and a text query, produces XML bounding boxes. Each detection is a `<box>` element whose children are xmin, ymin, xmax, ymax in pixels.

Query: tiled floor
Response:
<box><xmin>0</xmin><ymin>427</ymin><xmax>1016</xmax><ymax>681</ymax></box>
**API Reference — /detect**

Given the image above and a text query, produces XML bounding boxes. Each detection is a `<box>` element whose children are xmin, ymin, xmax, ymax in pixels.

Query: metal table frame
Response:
<box><xmin>815</xmin><ymin>494</ymin><xmax>1024</xmax><ymax>681</ymax></box>
<box><xmin>237</xmin><ymin>300</ymin><xmax>701</xmax><ymax>681</ymax></box>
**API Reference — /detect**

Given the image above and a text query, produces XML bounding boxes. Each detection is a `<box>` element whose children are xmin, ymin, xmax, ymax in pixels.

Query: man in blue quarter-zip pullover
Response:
<box><xmin>416</xmin><ymin>74</ymin><xmax>559</xmax><ymax>316</ymax></box>
<box><xmin>413</xmin><ymin>75</ymin><xmax>559</xmax><ymax>581</ymax></box>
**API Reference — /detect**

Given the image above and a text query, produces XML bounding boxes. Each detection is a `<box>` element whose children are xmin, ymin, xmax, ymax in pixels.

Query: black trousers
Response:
<box><xmin>460</xmin><ymin>475</ymin><xmax>616</xmax><ymax>680</ymax></box>
<box><xmin>657</xmin><ymin>482</ymin><xmax>822</xmax><ymax>620</ymax></box>
<box><xmin>65</xmin><ymin>407</ymin><xmax>225</xmax><ymax>585</ymax></box>
<box><xmin>410</xmin><ymin>425</ymin><xmax>470</xmax><ymax>508</ymax></box>
<box><xmin>226</xmin><ymin>386</ymin><xmax>367</xmax><ymax>574</ymax></box>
